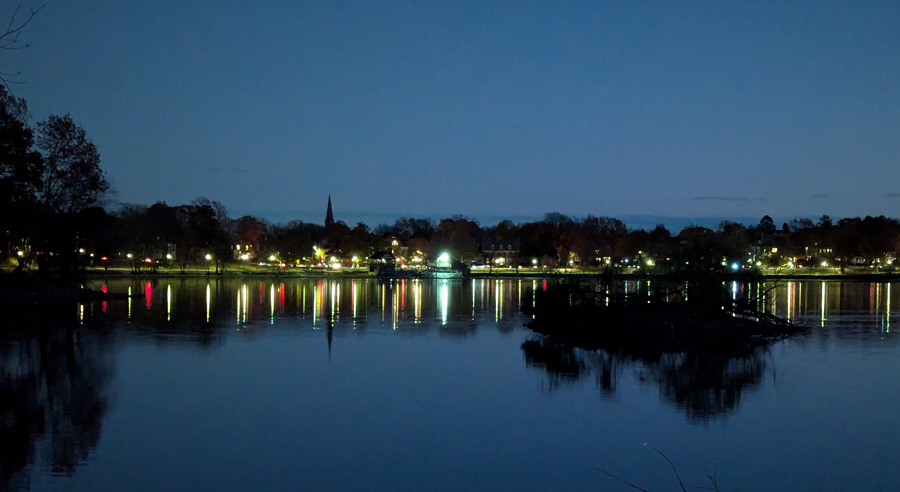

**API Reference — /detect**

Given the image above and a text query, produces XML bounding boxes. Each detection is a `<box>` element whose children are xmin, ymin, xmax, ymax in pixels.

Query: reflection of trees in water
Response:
<box><xmin>522</xmin><ymin>338</ymin><xmax>766</xmax><ymax>420</ymax></box>
<box><xmin>0</xmin><ymin>302</ymin><xmax>112</xmax><ymax>491</ymax></box>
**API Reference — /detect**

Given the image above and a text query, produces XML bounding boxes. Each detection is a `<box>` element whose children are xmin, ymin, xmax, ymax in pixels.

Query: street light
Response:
<box><xmin>205</xmin><ymin>253</ymin><xmax>212</xmax><ymax>274</ymax></box>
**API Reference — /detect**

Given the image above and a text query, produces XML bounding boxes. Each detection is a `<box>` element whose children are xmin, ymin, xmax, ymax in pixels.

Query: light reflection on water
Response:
<box><xmin>2</xmin><ymin>278</ymin><xmax>899</xmax><ymax>492</ymax></box>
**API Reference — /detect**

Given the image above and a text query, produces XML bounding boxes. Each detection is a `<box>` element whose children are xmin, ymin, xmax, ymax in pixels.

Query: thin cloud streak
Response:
<box><xmin>690</xmin><ymin>196</ymin><xmax>762</xmax><ymax>202</ymax></box>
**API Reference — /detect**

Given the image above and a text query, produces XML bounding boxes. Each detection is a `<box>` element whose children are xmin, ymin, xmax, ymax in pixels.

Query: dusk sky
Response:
<box><xmin>8</xmin><ymin>1</ymin><xmax>900</xmax><ymax>228</ymax></box>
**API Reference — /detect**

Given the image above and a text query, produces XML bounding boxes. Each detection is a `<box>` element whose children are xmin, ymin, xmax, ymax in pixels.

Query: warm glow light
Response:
<box><xmin>166</xmin><ymin>253</ymin><xmax>172</xmax><ymax>259</ymax></box>
<box><xmin>205</xmin><ymin>254</ymin><xmax>212</xmax><ymax>260</ymax></box>
<box><xmin>646</xmin><ymin>259</ymin><xmax>654</xmax><ymax>266</ymax></box>
<box><xmin>144</xmin><ymin>257</ymin><xmax>152</xmax><ymax>263</ymax></box>
<box><xmin>351</xmin><ymin>256</ymin><xmax>358</xmax><ymax>262</ymax></box>
<box><xmin>332</xmin><ymin>262</ymin><xmax>342</xmax><ymax>269</ymax></box>
<box><xmin>126</xmin><ymin>253</ymin><xmax>133</xmax><ymax>259</ymax></box>
<box><xmin>78</xmin><ymin>248</ymin><xmax>85</xmax><ymax>254</ymax></box>
<box><xmin>17</xmin><ymin>250</ymin><xmax>23</xmax><ymax>257</ymax></box>
<box><xmin>269</xmin><ymin>254</ymin><xmax>277</xmax><ymax>261</ymax></box>
<box><xmin>821</xmin><ymin>261</ymin><xmax>828</xmax><ymax>267</ymax></box>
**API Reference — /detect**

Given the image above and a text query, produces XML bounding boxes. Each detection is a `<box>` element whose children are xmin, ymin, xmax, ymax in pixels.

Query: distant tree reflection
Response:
<box><xmin>0</xmin><ymin>301</ymin><xmax>112</xmax><ymax>491</ymax></box>
<box><xmin>522</xmin><ymin>337</ymin><xmax>767</xmax><ymax>420</ymax></box>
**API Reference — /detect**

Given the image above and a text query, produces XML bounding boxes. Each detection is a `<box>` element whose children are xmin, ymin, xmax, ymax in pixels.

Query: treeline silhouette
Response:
<box><xmin>7</xmin><ymin>194</ymin><xmax>900</xmax><ymax>276</ymax></box>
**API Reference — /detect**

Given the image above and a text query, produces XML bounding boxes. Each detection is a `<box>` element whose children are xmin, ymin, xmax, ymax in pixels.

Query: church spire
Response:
<box><xmin>325</xmin><ymin>194</ymin><xmax>334</xmax><ymax>228</ymax></box>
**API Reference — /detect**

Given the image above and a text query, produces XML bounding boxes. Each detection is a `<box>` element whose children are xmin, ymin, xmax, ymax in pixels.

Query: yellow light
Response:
<box><xmin>821</xmin><ymin>261</ymin><xmax>827</xmax><ymax>267</ymax></box>
<box><xmin>78</xmin><ymin>248</ymin><xmax>85</xmax><ymax>254</ymax></box>
<box><xmin>269</xmin><ymin>255</ymin><xmax>277</xmax><ymax>261</ymax></box>
<box><xmin>332</xmin><ymin>262</ymin><xmax>342</xmax><ymax>269</ymax></box>
<box><xmin>205</xmin><ymin>254</ymin><xmax>212</xmax><ymax>260</ymax></box>
<box><xmin>646</xmin><ymin>259</ymin><xmax>654</xmax><ymax>266</ymax></box>
<box><xmin>166</xmin><ymin>253</ymin><xmax>172</xmax><ymax>259</ymax></box>
<box><xmin>351</xmin><ymin>256</ymin><xmax>358</xmax><ymax>262</ymax></box>
<box><xmin>17</xmin><ymin>250</ymin><xmax>23</xmax><ymax>257</ymax></box>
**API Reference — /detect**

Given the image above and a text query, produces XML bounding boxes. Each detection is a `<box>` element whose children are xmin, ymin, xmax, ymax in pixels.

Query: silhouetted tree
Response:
<box><xmin>0</xmin><ymin>87</ymin><xmax>40</xmax><ymax>262</ymax></box>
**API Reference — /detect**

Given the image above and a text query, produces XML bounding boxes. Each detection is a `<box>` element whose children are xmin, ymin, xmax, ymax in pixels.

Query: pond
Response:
<box><xmin>2</xmin><ymin>277</ymin><xmax>899</xmax><ymax>491</ymax></box>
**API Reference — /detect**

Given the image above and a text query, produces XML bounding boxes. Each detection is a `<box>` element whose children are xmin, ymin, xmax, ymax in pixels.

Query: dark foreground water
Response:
<box><xmin>2</xmin><ymin>277</ymin><xmax>899</xmax><ymax>491</ymax></box>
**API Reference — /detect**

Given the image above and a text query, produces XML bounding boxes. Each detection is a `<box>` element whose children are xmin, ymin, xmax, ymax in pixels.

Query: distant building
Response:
<box><xmin>325</xmin><ymin>194</ymin><xmax>335</xmax><ymax>228</ymax></box>
<box><xmin>482</xmin><ymin>238</ymin><xmax>520</xmax><ymax>266</ymax></box>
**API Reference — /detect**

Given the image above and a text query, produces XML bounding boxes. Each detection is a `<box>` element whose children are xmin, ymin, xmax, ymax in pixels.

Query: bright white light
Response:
<box><xmin>532</xmin><ymin>258</ymin><xmax>538</xmax><ymax>265</ymax></box>
<box><xmin>437</xmin><ymin>252</ymin><xmax>450</xmax><ymax>263</ymax></box>
<box><xmin>126</xmin><ymin>253</ymin><xmax>133</xmax><ymax>259</ymax></box>
<box><xmin>332</xmin><ymin>262</ymin><xmax>342</xmax><ymax>269</ymax></box>
<box><xmin>166</xmin><ymin>253</ymin><xmax>172</xmax><ymax>260</ymax></box>
<box><xmin>821</xmin><ymin>261</ymin><xmax>827</xmax><ymax>267</ymax></box>
<box><xmin>351</xmin><ymin>256</ymin><xmax>358</xmax><ymax>262</ymax></box>
<box><xmin>646</xmin><ymin>259</ymin><xmax>654</xmax><ymax>266</ymax></box>
<box><xmin>269</xmin><ymin>255</ymin><xmax>277</xmax><ymax>261</ymax></box>
<box><xmin>205</xmin><ymin>254</ymin><xmax>212</xmax><ymax>260</ymax></box>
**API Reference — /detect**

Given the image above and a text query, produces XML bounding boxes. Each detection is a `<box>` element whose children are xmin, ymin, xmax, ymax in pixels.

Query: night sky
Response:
<box><xmin>9</xmin><ymin>1</ymin><xmax>900</xmax><ymax>228</ymax></box>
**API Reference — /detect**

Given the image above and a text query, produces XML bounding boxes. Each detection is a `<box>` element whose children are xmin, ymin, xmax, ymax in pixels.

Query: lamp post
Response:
<box><xmin>205</xmin><ymin>253</ymin><xmax>212</xmax><ymax>274</ymax></box>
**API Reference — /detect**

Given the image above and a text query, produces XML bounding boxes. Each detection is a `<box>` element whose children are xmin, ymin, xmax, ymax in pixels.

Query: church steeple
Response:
<box><xmin>325</xmin><ymin>194</ymin><xmax>334</xmax><ymax>228</ymax></box>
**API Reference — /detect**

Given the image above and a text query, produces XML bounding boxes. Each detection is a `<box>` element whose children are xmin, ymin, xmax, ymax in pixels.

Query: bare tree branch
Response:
<box><xmin>0</xmin><ymin>2</ymin><xmax>43</xmax><ymax>48</ymax></box>
<box><xmin>652</xmin><ymin>448</ymin><xmax>690</xmax><ymax>492</ymax></box>
<box><xmin>594</xmin><ymin>467</ymin><xmax>651</xmax><ymax>492</ymax></box>
<box><xmin>0</xmin><ymin>2</ymin><xmax>44</xmax><ymax>93</ymax></box>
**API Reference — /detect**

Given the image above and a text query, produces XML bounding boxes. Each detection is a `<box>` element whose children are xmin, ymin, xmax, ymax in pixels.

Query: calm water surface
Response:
<box><xmin>2</xmin><ymin>277</ymin><xmax>899</xmax><ymax>491</ymax></box>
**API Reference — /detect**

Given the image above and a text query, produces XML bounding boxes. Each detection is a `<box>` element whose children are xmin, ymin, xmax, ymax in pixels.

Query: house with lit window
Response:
<box><xmin>482</xmin><ymin>239</ymin><xmax>520</xmax><ymax>267</ymax></box>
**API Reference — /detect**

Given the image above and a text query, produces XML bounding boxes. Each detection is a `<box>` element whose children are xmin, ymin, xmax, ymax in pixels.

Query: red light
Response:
<box><xmin>101</xmin><ymin>256</ymin><xmax>108</xmax><ymax>261</ymax></box>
